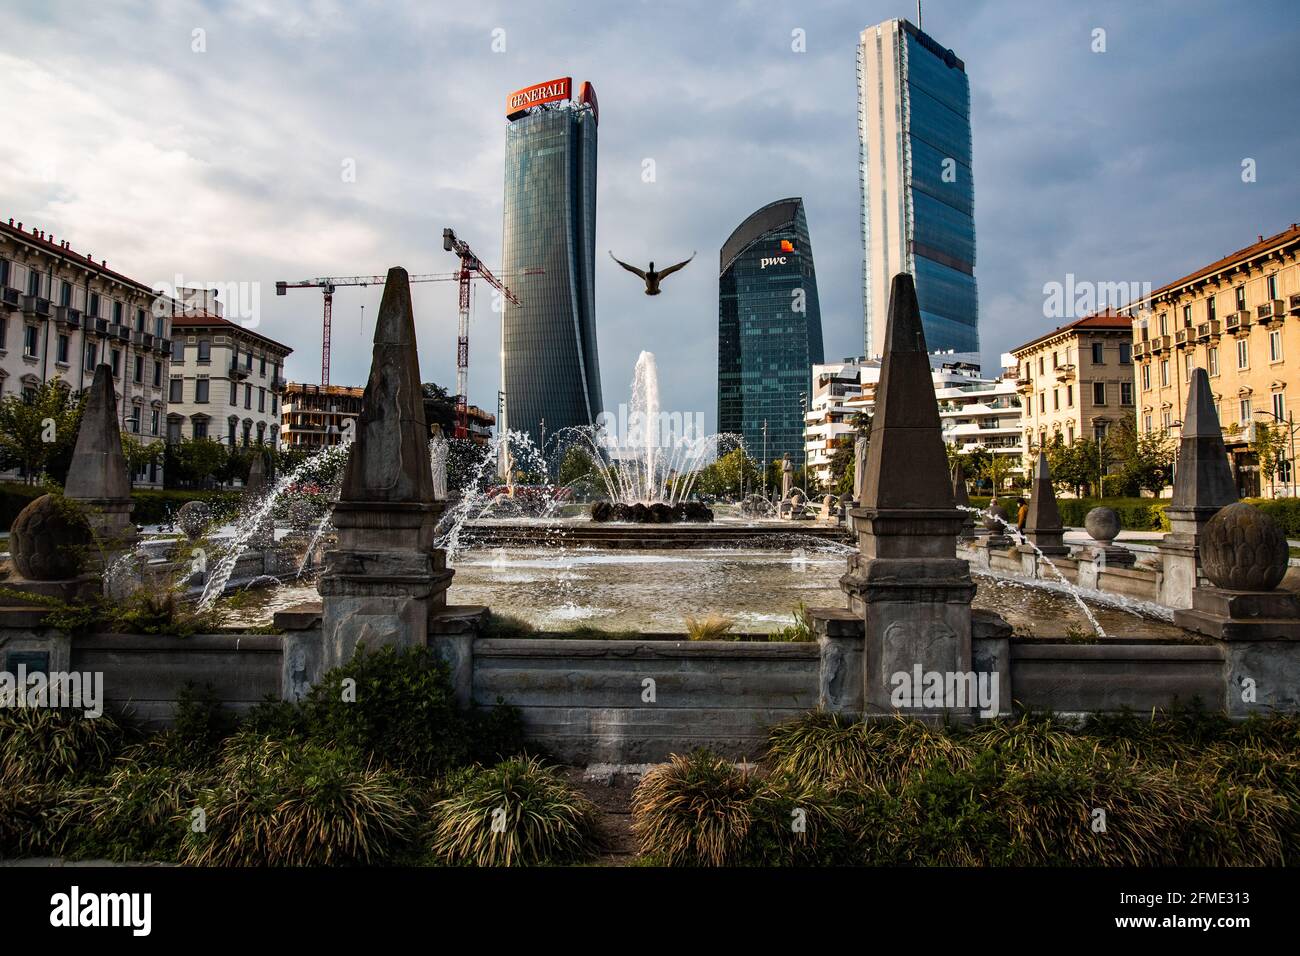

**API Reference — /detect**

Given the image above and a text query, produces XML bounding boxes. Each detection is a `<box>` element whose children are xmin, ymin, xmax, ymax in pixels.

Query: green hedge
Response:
<box><xmin>970</xmin><ymin>494</ymin><xmax>1300</xmax><ymax>535</ymax></box>
<box><xmin>0</xmin><ymin>482</ymin><xmax>43</xmax><ymax>530</ymax></box>
<box><xmin>0</xmin><ymin>485</ymin><xmax>243</xmax><ymax>532</ymax></box>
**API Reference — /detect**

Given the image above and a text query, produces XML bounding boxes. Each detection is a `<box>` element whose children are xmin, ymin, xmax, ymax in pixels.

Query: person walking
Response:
<box><xmin>1015</xmin><ymin>497</ymin><xmax>1029</xmax><ymax>542</ymax></box>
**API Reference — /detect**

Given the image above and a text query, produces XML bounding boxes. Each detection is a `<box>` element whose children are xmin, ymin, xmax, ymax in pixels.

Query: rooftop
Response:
<box><xmin>170</xmin><ymin>310</ymin><xmax>293</xmax><ymax>355</ymax></box>
<box><xmin>1126</xmin><ymin>223</ymin><xmax>1300</xmax><ymax>308</ymax></box>
<box><xmin>1009</xmin><ymin>310</ymin><xmax>1132</xmax><ymax>355</ymax></box>
<box><xmin>0</xmin><ymin>218</ymin><xmax>155</xmax><ymax>293</ymax></box>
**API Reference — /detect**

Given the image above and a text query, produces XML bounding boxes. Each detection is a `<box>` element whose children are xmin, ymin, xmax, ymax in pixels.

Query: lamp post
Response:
<box><xmin>1253</xmin><ymin>409</ymin><xmax>1299</xmax><ymax>498</ymax></box>
<box><xmin>762</xmin><ymin>418</ymin><xmax>768</xmax><ymax>500</ymax></box>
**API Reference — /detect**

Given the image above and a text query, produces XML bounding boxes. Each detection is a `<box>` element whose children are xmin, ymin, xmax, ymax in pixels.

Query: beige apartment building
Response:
<box><xmin>165</xmin><ymin>297</ymin><xmax>291</xmax><ymax>450</ymax></box>
<box><xmin>1126</xmin><ymin>224</ymin><xmax>1300</xmax><ymax>497</ymax></box>
<box><xmin>0</xmin><ymin>218</ymin><xmax>173</xmax><ymax>485</ymax></box>
<box><xmin>1009</xmin><ymin>311</ymin><xmax>1137</xmax><ymax>468</ymax></box>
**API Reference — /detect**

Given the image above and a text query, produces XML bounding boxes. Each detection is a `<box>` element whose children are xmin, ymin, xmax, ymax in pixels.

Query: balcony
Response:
<box><xmin>1015</xmin><ymin>377</ymin><xmax>1034</xmax><ymax>394</ymax></box>
<box><xmin>1258</xmin><ymin>299</ymin><xmax>1285</xmax><ymax>323</ymax></box>
<box><xmin>55</xmin><ymin>306</ymin><xmax>81</xmax><ymax>327</ymax></box>
<box><xmin>1174</xmin><ymin>329</ymin><xmax>1190</xmax><ymax>347</ymax></box>
<box><xmin>1132</xmin><ymin>341</ymin><xmax>1147</xmax><ymax>359</ymax></box>
<box><xmin>21</xmin><ymin>295</ymin><xmax>51</xmax><ymax>318</ymax></box>
<box><xmin>1149</xmin><ymin>335</ymin><xmax>1171</xmax><ymax>353</ymax></box>
<box><xmin>111</xmin><ymin>324</ymin><xmax>130</xmax><ymax>342</ymax></box>
<box><xmin>1289</xmin><ymin>294</ymin><xmax>1300</xmax><ymax>316</ymax></box>
<box><xmin>156</xmin><ymin>338</ymin><xmax>171</xmax><ymax>355</ymax></box>
<box><xmin>229</xmin><ymin>362</ymin><xmax>250</xmax><ymax>378</ymax></box>
<box><xmin>1</xmin><ymin>287</ymin><xmax>21</xmax><ymax>309</ymax></box>
<box><xmin>1054</xmin><ymin>363</ymin><xmax>1076</xmax><ymax>383</ymax></box>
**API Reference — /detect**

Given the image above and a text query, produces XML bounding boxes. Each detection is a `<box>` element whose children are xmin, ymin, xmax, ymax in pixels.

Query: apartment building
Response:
<box><xmin>1010</xmin><ymin>311</ymin><xmax>1136</xmax><ymax>467</ymax></box>
<box><xmin>0</xmin><ymin>218</ymin><xmax>172</xmax><ymax>485</ymax></box>
<box><xmin>281</xmin><ymin>383</ymin><xmax>364</xmax><ymax>449</ymax></box>
<box><xmin>1125</xmin><ymin>224</ymin><xmax>1300</xmax><ymax>497</ymax></box>
<box><xmin>165</xmin><ymin>292</ymin><xmax>291</xmax><ymax>449</ymax></box>
<box><xmin>805</xmin><ymin>354</ymin><xmax>1020</xmax><ymax>488</ymax></box>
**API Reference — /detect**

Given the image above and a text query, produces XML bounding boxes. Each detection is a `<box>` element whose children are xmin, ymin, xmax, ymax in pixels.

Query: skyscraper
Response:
<box><xmin>858</xmin><ymin>18</ymin><xmax>978</xmax><ymax>361</ymax></box>
<box><xmin>500</xmin><ymin>77</ymin><xmax>603</xmax><ymax>457</ymax></box>
<box><xmin>718</xmin><ymin>197</ymin><xmax>824</xmax><ymax>469</ymax></box>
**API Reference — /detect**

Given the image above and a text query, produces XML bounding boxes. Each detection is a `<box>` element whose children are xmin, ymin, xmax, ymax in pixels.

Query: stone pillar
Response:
<box><xmin>1173</xmin><ymin>503</ymin><xmax>1300</xmax><ymax>715</ymax></box>
<box><xmin>64</xmin><ymin>363</ymin><xmax>137</xmax><ymax>560</ymax></box>
<box><xmin>840</xmin><ymin>274</ymin><xmax>978</xmax><ymax>721</ymax></box>
<box><xmin>1019</xmin><ymin>451</ymin><xmax>1069</xmax><ymax>560</ymax></box>
<box><xmin>319</xmin><ymin>268</ymin><xmax>452</xmax><ymax>672</ymax></box>
<box><xmin>1158</xmin><ymin>369</ymin><xmax>1236</xmax><ymax>609</ymax></box>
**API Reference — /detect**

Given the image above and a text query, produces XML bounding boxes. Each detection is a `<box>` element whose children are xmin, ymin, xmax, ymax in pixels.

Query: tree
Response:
<box><xmin>120</xmin><ymin>436</ymin><xmax>163</xmax><ymax>487</ymax></box>
<box><xmin>829</xmin><ymin>412</ymin><xmax>871</xmax><ymax>496</ymax></box>
<box><xmin>695</xmin><ymin>448</ymin><xmax>759</xmax><ymax>499</ymax></box>
<box><xmin>166</xmin><ymin>437</ymin><xmax>228</xmax><ymax>488</ymax></box>
<box><xmin>1106</xmin><ymin>415</ymin><xmax>1175</xmax><ymax>496</ymax></box>
<box><xmin>1044</xmin><ymin>433</ymin><xmax>1101</xmax><ymax>496</ymax></box>
<box><xmin>0</xmin><ymin>381</ymin><xmax>84</xmax><ymax>484</ymax></box>
<box><xmin>558</xmin><ymin>446</ymin><xmax>599</xmax><ymax>487</ymax></box>
<box><xmin>1251</xmin><ymin>420</ymin><xmax>1291</xmax><ymax>497</ymax></box>
<box><xmin>421</xmin><ymin>382</ymin><xmax>458</xmax><ymax>435</ymax></box>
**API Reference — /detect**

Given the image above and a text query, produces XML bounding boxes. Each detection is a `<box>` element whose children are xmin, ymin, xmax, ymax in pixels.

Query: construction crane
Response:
<box><xmin>276</xmin><ymin>272</ymin><xmax>458</xmax><ymax>387</ymax></box>
<box><xmin>443</xmin><ymin>227</ymin><xmax>530</xmax><ymax>439</ymax></box>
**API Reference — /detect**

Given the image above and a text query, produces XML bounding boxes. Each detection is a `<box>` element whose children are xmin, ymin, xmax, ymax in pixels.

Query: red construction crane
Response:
<box><xmin>443</xmin><ymin>227</ymin><xmax>533</xmax><ymax>439</ymax></box>
<box><xmin>276</xmin><ymin>272</ymin><xmax>458</xmax><ymax>387</ymax></box>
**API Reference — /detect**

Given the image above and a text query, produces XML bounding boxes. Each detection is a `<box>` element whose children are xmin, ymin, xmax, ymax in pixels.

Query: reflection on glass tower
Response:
<box><xmin>718</xmin><ymin>197</ymin><xmax>825</xmax><ymax>469</ymax></box>
<box><xmin>858</xmin><ymin>18</ymin><xmax>979</xmax><ymax>360</ymax></box>
<box><xmin>500</xmin><ymin>79</ymin><xmax>602</xmax><ymax>459</ymax></box>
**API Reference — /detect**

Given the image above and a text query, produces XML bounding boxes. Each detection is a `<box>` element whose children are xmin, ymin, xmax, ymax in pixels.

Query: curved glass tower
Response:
<box><xmin>718</xmin><ymin>197</ymin><xmax>824</xmax><ymax>468</ymax></box>
<box><xmin>500</xmin><ymin>89</ymin><xmax>602</xmax><ymax>458</ymax></box>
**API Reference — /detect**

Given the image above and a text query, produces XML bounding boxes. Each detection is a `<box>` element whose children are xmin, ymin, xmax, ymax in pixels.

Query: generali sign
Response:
<box><xmin>506</xmin><ymin>77</ymin><xmax>572</xmax><ymax>117</ymax></box>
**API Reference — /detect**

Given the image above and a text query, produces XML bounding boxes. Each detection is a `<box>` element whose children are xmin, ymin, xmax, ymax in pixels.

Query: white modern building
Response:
<box><xmin>805</xmin><ymin>353</ymin><xmax>1022</xmax><ymax>489</ymax></box>
<box><xmin>0</xmin><ymin>218</ymin><xmax>173</xmax><ymax>486</ymax></box>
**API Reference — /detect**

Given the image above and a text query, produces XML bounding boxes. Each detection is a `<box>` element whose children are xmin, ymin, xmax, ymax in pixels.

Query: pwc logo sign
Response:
<box><xmin>760</xmin><ymin>240</ymin><xmax>795</xmax><ymax>270</ymax></box>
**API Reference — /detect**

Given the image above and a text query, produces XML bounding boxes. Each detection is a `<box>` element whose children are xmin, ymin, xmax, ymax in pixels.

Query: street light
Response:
<box><xmin>1253</xmin><ymin>409</ymin><xmax>1299</xmax><ymax>498</ymax></box>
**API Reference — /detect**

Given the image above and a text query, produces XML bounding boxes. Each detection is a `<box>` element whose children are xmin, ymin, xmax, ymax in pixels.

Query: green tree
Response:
<box><xmin>167</xmin><ymin>437</ymin><xmax>228</xmax><ymax>488</ymax></box>
<box><xmin>558</xmin><ymin>446</ymin><xmax>599</xmax><ymax>487</ymax></box>
<box><xmin>120</xmin><ymin>436</ymin><xmax>163</xmax><ymax>487</ymax></box>
<box><xmin>1251</xmin><ymin>420</ymin><xmax>1291</xmax><ymax>496</ymax></box>
<box><xmin>1105</xmin><ymin>415</ymin><xmax>1176</xmax><ymax>496</ymax></box>
<box><xmin>1044</xmin><ymin>433</ymin><xmax>1102</xmax><ymax>496</ymax></box>
<box><xmin>421</xmin><ymin>382</ymin><xmax>458</xmax><ymax>434</ymax></box>
<box><xmin>697</xmin><ymin>447</ymin><xmax>758</xmax><ymax>498</ymax></box>
<box><xmin>829</xmin><ymin>412</ymin><xmax>871</xmax><ymax>496</ymax></box>
<box><xmin>0</xmin><ymin>381</ymin><xmax>84</xmax><ymax>484</ymax></box>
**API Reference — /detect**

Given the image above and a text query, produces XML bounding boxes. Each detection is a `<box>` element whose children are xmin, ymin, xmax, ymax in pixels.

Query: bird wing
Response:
<box><xmin>608</xmin><ymin>251</ymin><xmax>646</xmax><ymax>279</ymax></box>
<box><xmin>656</xmin><ymin>251</ymin><xmax>696</xmax><ymax>280</ymax></box>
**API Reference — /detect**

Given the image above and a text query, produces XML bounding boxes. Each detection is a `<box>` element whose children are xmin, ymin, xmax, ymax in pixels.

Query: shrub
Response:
<box><xmin>684</xmin><ymin>614</ymin><xmax>734</xmax><ymax>641</ymax></box>
<box><xmin>63</xmin><ymin>764</ymin><xmax>210</xmax><ymax>863</ymax></box>
<box><xmin>182</xmin><ymin>734</ymin><xmax>415</xmax><ymax>866</ymax></box>
<box><xmin>0</xmin><ymin>708</ymin><xmax>127</xmax><ymax>786</ymax></box>
<box><xmin>0</xmin><ymin>481</ymin><xmax>44</xmax><ymax>530</ymax></box>
<box><xmin>631</xmin><ymin>750</ymin><xmax>758</xmax><ymax>866</ymax></box>
<box><xmin>771</xmin><ymin>602</ymin><xmax>815</xmax><ymax>642</ymax></box>
<box><xmin>0</xmin><ymin>783</ymin><xmax>71</xmax><ymax>857</ymax></box>
<box><xmin>430</xmin><ymin>757</ymin><xmax>601</xmax><ymax>866</ymax></box>
<box><xmin>129</xmin><ymin>490</ymin><xmax>241</xmax><ymax>528</ymax></box>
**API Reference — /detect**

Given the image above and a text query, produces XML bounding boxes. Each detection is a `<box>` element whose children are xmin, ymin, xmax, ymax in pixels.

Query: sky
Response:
<box><xmin>1</xmin><ymin>0</ymin><xmax>1297</xmax><ymax>434</ymax></box>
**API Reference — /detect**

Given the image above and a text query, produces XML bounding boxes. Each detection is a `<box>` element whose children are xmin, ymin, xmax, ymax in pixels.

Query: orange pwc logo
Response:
<box><xmin>779</xmin><ymin>240</ymin><xmax>795</xmax><ymax>253</ymax></box>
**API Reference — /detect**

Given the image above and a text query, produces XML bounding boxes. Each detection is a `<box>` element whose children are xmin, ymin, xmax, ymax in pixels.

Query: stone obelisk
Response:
<box><xmin>64</xmin><ymin>363</ymin><xmax>137</xmax><ymax>557</ymax></box>
<box><xmin>1158</xmin><ymin>368</ymin><xmax>1236</xmax><ymax>609</ymax></box>
<box><xmin>1020</xmin><ymin>451</ymin><xmax>1069</xmax><ymax>556</ymax></box>
<box><xmin>319</xmin><ymin>268</ymin><xmax>451</xmax><ymax>670</ymax></box>
<box><xmin>840</xmin><ymin>274</ymin><xmax>975</xmax><ymax>719</ymax></box>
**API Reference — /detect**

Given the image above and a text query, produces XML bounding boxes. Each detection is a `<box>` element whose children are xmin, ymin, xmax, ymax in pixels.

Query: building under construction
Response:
<box><xmin>279</xmin><ymin>382</ymin><xmax>364</xmax><ymax>449</ymax></box>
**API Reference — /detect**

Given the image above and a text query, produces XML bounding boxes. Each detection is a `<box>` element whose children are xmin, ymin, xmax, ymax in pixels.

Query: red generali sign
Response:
<box><xmin>506</xmin><ymin>77</ymin><xmax>572</xmax><ymax>117</ymax></box>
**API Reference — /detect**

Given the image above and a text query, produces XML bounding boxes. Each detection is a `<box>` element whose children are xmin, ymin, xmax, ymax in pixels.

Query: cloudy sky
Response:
<box><xmin>2</xmin><ymin>0</ymin><xmax>1296</xmax><ymax>432</ymax></box>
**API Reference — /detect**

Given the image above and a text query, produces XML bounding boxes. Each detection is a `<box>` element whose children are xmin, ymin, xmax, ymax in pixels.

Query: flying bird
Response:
<box><xmin>609</xmin><ymin>250</ymin><xmax>696</xmax><ymax>295</ymax></box>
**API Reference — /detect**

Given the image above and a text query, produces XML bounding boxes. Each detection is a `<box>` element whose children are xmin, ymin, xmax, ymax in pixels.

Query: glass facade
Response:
<box><xmin>859</xmin><ymin>19</ymin><xmax>978</xmax><ymax>357</ymax></box>
<box><xmin>500</xmin><ymin>102</ymin><xmax>602</xmax><ymax>456</ymax></box>
<box><xmin>718</xmin><ymin>198</ymin><xmax>824</xmax><ymax>468</ymax></box>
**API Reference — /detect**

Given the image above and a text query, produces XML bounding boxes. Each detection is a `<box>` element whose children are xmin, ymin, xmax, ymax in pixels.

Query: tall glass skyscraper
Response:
<box><xmin>500</xmin><ymin>79</ymin><xmax>602</xmax><ymax>457</ymax></box>
<box><xmin>718</xmin><ymin>197</ymin><xmax>824</xmax><ymax>468</ymax></box>
<box><xmin>858</xmin><ymin>18</ymin><xmax>978</xmax><ymax>360</ymax></box>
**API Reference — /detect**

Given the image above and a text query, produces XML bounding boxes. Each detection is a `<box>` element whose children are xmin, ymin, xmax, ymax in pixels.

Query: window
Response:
<box><xmin>244</xmin><ymin>384</ymin><xmax>252</xmax><ymax>409</ymax></box>
<box><xmin>228</xmin><ymin>420</ymin><xmax>237</xmax><ymax>446</ymax></box>
<box><xmin>135</xmin><ymin>309</ymin><xmax>145</xmax><ymax>332</ymax></box>
<box><xmin>1270</xmin><ymin>330</ymin><xmax>1283</xmax><ymax>362</ymax></box>
<box><xmin>84</xmin><ymin>342</ymin><xmax>98</xmax><ymax>372</ymax></box>
<box><xmin>167</xmin><ymin>419</ymin><xmax>182</xmax><ymax>443</ymax></box>
<box><xmin>134</xmin><ymin>354</ymin><xmax>143</xmax><ymax>384</ymax></box>
<box><xmin>155</xmin><ymin>316</ymin><xmax>165</xmax><ymax>338</ymax></box>
<box><xmin>151</xmin><ymin>409</ymin><xmax>160</xmax><ymax>436</ymax></box>
<box><xmin>1091</xmin><ymin>342</ymin><xmax>1104</xmax><ymax>364</ymax></box>
<box><xmin>129</xmin><ymin>405</ymin><xmax>141</xmax><ymax>434</ymax></box>
<box><xmin>56</xmin><ymin>334</ymin><xmax>69</xmax><ymax>364</ymax></box>
<box><xmin>197</xmin><ymin>339</ymin><xmax>211</xmax><ymax>363</ymax></box>
<box><xmin>258</xmin><ymin>387</ymin><xmax>265</xmax><ymax>413</ymax></box>
<box><xmin>110</xmin><ymin>349</ymin><xmax>121</xmax><ymax>377</ymax></box>
<box><xmin>1158</xmin><ymin>314</ymin><xmax>1168</xmax><ymax>336</ymax></box>
<box><xmin>1038</xmin><ymin>392</ymin><xmax>1045</xmax><ymax>413</ymax></box>
<box><xmin>1273</xmin><ymin>392</ymin><xmax>1286</xmax><ymax>422</ymax></box>
<box><xmin>1267</xmin><ymin>274</ymin><xmax>1279</xmax><ymax>300</ymax></box>
<box><xmin>245</xmin><ymin>351</ymin><xmax>252</xmax><ymax>370</ymax></box>
<box><xmin>230</xmin><ymin>380</ymin><xmax>238</xmax><ymax>405</ymax></box>
<box><xmin>1240</xmin><ymin>398</ymin><xmax>1252</xmax><ymax>422</ymax></box>
<box><xmin>1185</xmin><ymin>353</ymin><xmax>1194</xmax><ymax>379</ymax></box>
<box><xmin>1163</xmin><ymin>411</ymin><xmax>1172</xmax><ymax>429</ymax></box>
<box><xmin>1208</xmin><ymin>346</ymin><xmax>1219</xmax><ymax>376</ymax></box>
<box><xmin>60</xmin><ymin>281</ymin><xmax>71</xmax><ymax>307</ymax></box>
<box><xmin>1052</xmin><ymin>351</ymin><xmax>1059</xmax><ymax>369</ymax></box>
<box><xmin>88</xmin><ymin>293</ymin><xmax>100</xmax><ymax>318</ymax></box>
<box><xmin>1038</xmin><ymin>356</ymin><xmax>1044</xmax><ymax>375</ymax></box>
<box><xmin>1160</xmin><ymin>360</ymin><xmax>1169</xmax><ymax>386</ymax></box>
<box><xmin>112</xmin><ymin>301</ymin><xmax>123</xmax><ymax>325</ymax></box>
<box><xmin>1182</xmin><ymin>305</ymin><xmax>1191</xmax><ymax>327</ymax></box>
<box><xmin>153</xmin><ymin>361</ymin><xmax>162</xmax><ymax>387</ymax></box>
<box><xmin>1066</xmin><ymin>423</ymin><xmax>1075</xmax><ymax>443</ymax></box>
<box><xmin>1121</xmin><ymin>381</ymin><xmax>1134</xmax><ymax>405</ymax></box>
<box><xmin>242</xmin><ymin>422</ymin><xmax>252</xmax><ymax>446</ymax></box>
<box><xmin>27</xmin><ymin>271</ymin><xmax>40</xmax><ymax>296</ymax></box>
<box><xmin>169</xmin><ymin>378</ymin><xmax>183</xmax><ymax>403</ymax></box>
<box><xmin>194</xmin><ymin>419</ymin><xmax>208</xmax><ymax>440</ymax></box>
<box><xmin>1066</xmin><ymin>384</ymin><xmax>1073</xmax><ymax>406</ymax></box>
<box><xmin>172</xmin><ymin>338</ymin><xmax>185</xmax><ymax>362</ymax></box>
<box><xmin>1237</xmin><ymin>338</ymin><xmax>1249</xmax><ymax>369</ymax></box>
<box><xmin>195</xmin><ymin>378</ymin><xmax>210</xmax><ymax>403</ymax></box>
<box><xmin>1236</xmin><ymin>286</ymin><xmax>1246</xmax><ymax>311</ymax></box>
<box><xmin>1142</xmin><ymin>364</ymin><xmax>1150</xmax><ymax>390</ymax></box>
<box><xmin>231</xmin><ymin>346</ymin><xmax>239</xmax><ymax>368</ymax></box>
<box><xmin>1094</xmin><ymin>423</ymin><xmax>1108</xmax><ymax>442</ymax></box>
<box><xmin>1144</xmin><ymin>414</ymin><xmax>1153</xmax><ymax>432</ymax></box>
<box><xmin>0</xmin><ymin>259</ymin><xmax>8</xmax><ymax>287</ymax></box>
<box><xmin>23</xmin><ymin>325</ymin><xmax>38</xmax><ymax>358</ymax></box>
<box><xmin>1093</xmin><ymin>382</ymin><xmax>1106</xmax><ymax>405</ymax></box>
<box><xmin>1119</xmin><ymin>342</ymin><xmax>1132</xmax><ymax>364</ymax></box>
<box><xmin>1053</xmin><ymin>389</ymin><xmax>1059</xmax><ymax>411</ymax></box>
<box><xmin>259</xmin><ymin>355</ymin><xmax>266</xmax><ymax>375</ymax></box>
<box><xmin>1207</xmin><ymin>296</ymin><xmax>1217</xmax><ymax>321</ymax></box>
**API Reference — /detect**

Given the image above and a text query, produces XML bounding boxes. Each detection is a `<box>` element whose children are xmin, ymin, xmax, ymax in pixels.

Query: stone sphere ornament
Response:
<box><xmin>8</xmin><ymin>494</ymin><xmax>92</xmax><ymax>580</ymax></box>
<box><xmin>1200</xmin><ymin>502</ymin><xmax>1288</xmax><ymax>592</ymax></box>
<box><xmin>1084</xmin><ymin>507</ymin><xmax>1121</xmax><ymax>546</ymax></box>
<box><xmin>984</xmin><ymin>500</ymin><xmax>1009</xmax><ymax>533</ymax></box>
<box><xmin>175</xmin><ymin>500</ymin><xmax>212</xmax><ymax>541</ymax></box>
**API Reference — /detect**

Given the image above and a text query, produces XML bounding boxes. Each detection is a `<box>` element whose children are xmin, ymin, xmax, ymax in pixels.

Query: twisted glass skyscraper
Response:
<box><xmin>858</xmin><ymin>18</ymin><xmax>979</xmax><ymax>360</ymax></box>
<box><xmin>718</xmin><ymin>197</ymin><xmax>824</xmax><ymax>467</ymax></box>
<box><xmin>500</xmin><ymin>86</ymin><xmax>602</xmax><ymax>456</ymax></box>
